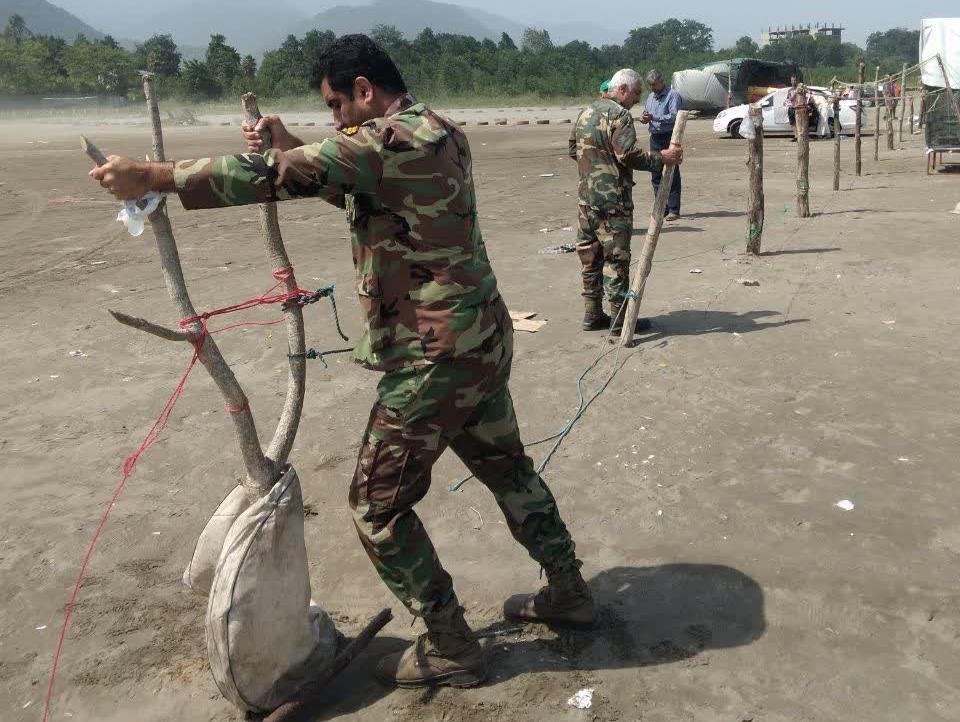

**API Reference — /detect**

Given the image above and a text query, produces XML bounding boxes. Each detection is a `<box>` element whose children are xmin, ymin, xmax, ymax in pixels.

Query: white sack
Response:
<box><xmin>206</xmin><ymin>466</ymin><xmax>338</xmax><ymax>713</ymax></box>
<box><xmin>182</xmin><ymin>484</ymin><xmax>250</xmax><ymax>596</ymax></box>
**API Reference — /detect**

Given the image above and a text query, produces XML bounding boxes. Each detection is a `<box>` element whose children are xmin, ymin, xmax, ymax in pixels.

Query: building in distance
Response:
<box><xmin>760</xmin><ymin>23</ymin><xmax>843</xmax><ymax>47</ymax></box>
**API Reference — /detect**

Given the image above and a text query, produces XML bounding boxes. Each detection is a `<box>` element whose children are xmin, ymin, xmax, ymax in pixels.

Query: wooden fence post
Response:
<box><xmin>796</xmin><ymin>85</ymin><xmax>811</xmax><ymax>218</ymax></box>
<box><xmin>936</xmin><ymin>54</ymin><xmax>960</xmax><ymax>127</ymax></box>
<box><xmin>618</xmin><ymin>111</ymin><xmax>689</xmax><ymax>347</ymax></box>
<box><xmin>908</xmin><ymin>94</ymin><xmax>915</xmax><ymax>135</ymax></box>
<box><xmin>884</xmin><ymin>75</ymin><xmax>896</xmax><ymax>150</ymax></box>
<box><xmin>832</xmin><ymin>84</ymin><xmax>841</xmax><ymax>191</ymax></box>
<box><xmin>746</xmin><ymin>105</ymin><xmax>764</xmax><ymax>254</ymax></box>
<box><xmin>873</xmin><ymin>67</ymin><xmax>881</xmax><ymax>161</ymax></box>
<box><xmin>919</xmin><ymin>88</ymin><xmax>926</xmax><ymax>128</ymax></box>
<box><xmin>898</xmin><ymin>63</ymin><xmax>907</xmax><ymax>143</ymax></box>
<box><xmin>855</xmin><ymin>60</ymin><xmax>864</xmax><ymax>175</ymax></box>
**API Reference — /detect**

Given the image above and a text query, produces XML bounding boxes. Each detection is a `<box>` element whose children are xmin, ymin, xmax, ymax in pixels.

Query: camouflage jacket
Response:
<box><xmin>174</xmin><ymin>96</ymin><xmax>502</xmax><ymax>372</ymax></box>
<box><xmin>568</xmin><ymin>98</ymin><xmax>663</xmax><ymax>213</ymax></box>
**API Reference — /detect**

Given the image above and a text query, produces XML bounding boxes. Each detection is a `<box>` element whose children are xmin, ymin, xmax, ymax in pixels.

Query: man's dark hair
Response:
<box><xmin>309</xmin><ymin>34</ymin><xmax>407</xmax><ymax>96</ymax></box>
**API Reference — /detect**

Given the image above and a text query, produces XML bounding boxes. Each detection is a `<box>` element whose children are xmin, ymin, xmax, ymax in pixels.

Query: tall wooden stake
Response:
<box><xmin>936</xmin><ymin>54</ymin><xmax>960</xmax><ymax>128</ymax></box>
<box><xmin>919</xmin><ymin>87</ymin><xmax>927</xmax><ymax>128</ymax></box>
<box><xmin>796</xmin><ymin>85</ymin><xmax>810</xmax><ymax>217</ymax></box>
<box><xmin>832</xmin><ymin>84</ymin><xmax>841</xmax><ymax>191</ymax></box>
<box><xmin>746</xmin><ymin>105</ymin><xmax>764</xmax><ymax>255</ymax></box>
<box><xmin>619</xmin><ymin>111</ymin><xmax>688</xmax><ymax>347</ymax></box>
<box><xmin>908</xmin><ymin>94</ymin><xmax>915</xmax><ymax>135</ymax></box>
<box><xmin>727</xmin><ymin>64</ymin><xmax>733</xmax><ymax>108</ymax></box>
<box><xmin>873</xmin><ymin>67</ymin><xmax>880</xmax><ymax>161</ymax></box>
<box><xmin>855</xmin><ymin>60</ymin><xmax>864</xmax><ymax>175</ymax></box>
<box><xmin>898</xmin><ymin>63</ymin><xmax>907</xmax><ymax>143</ymax></box>
<box><xmin>884</xmin><ymin>75</ymin><xmax>896</xmax><ymax>150</ymax></box>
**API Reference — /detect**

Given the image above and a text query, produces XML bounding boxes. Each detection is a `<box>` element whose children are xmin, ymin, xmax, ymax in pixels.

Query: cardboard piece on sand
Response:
<box><xmin>509</xmin><ymin>311</ymin><xmax>547</xmax><ymax>333</ymax></box>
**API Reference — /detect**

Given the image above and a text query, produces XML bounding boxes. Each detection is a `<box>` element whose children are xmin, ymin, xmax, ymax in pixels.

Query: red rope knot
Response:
<box><xmin>272</xmin><ymin>266</ymin><xmax>295</xmax><ymax>283</ymax></box>
<box><xmin>224</xmin><ymin>400</ymin><xmax>249</xmax><ymax>414</ymax></box>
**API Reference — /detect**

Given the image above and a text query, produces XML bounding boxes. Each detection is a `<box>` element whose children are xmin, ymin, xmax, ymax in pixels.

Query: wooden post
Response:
<box><xmin>873</xmin><ymin>67</ymin><xmax>881</xmax><ymax>161</ymax></box>
<box><xmin>796</xmin><ymin>84</ymin><xmax>811</xmax><ymax>217</ymax></box>
<box><xmin>855</xmin><ymin>60</ymin><xmax>864</xmax><ymax>176</ymax></box>
<box><xmin>619</xmin><ymin>111</ymin><xmax>688</xmax><ymax>347</ymax></box>
<box><xmin>898</xmin><ymin>63</ymin><xmax>907</xmax><ymax>143</ymax></box>
<box><xmin>746</xmin><ymin>105</ymin><xmax>764</xmax><ymax>255</ymax></box>
<box><xmin>908</xmin><ymin>94</ymin><xmax>915</xmax><ymax>135</ymax></box>
<box><xmin>884</xmin><ymin>75</ymin><xmax>896</xmax><ymax>150</ymax></box>
<box><xmin>727</xmin><ymin>64</ymin><xmax>733</xmax><ymax>108</ymax></box>
<box><xmin>919</xmin><ymin>87</ymin><xmax>927</xmax><ymax>128</ymax></box>
<box><xmin>832</xmin><ymin>84</ymin><xmax>841</xmax><ymax>191</ymax></box>
<box><xmin>936</xmin><ymin>54</ymin><xmax>960</xmax><ymax>128</ymax></box>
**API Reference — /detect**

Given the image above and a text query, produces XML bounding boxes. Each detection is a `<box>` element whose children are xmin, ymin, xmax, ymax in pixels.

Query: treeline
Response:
<box><xmin>0</xmin><ymin>13</ymin><xmax>922</xmax><ymax>102</ymax></box>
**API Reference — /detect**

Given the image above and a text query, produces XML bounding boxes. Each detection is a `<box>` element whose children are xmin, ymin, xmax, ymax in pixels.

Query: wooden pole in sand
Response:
<box><xmin>746</xmin><ymin>105</ymin><xmax>764</xmax><ymax>255</ymax></box>
<box><xmin>619</xmin><ymin>111</ymin><xmax>688</xmax><ymax>347</ymax></box>
<box><xmin>884</xmin><ymin>75</ymin><xmax>896</xmax><ymax>150</ymax></box>
<box><xmin>796</xmin><ymin>85</ymin><xmax>810</xmax><ymax>217</ymax></box>
<box><xmin>908</xmin><ymin>94</ymin><xmax>915</xmax><ymax>135</ymax></box>
<box><xmin>727</xmin><ymin>64</ymin><xmax>733</xmax><ymax>108</ymax></box>
<box><xmin>898</xmin><ymin>63</ymin><xmax>907</xmax><ymax>143</ymax></box>
<box><xmin>919</xmin><ymin>87</ymin><xmax>927</xmax><ymax>129</ymax></box>
<box><xmin>832</xmin><ymin>83</ymin><xmax>841</xmax><ymax>191</ymax></box>
<box><xmin>873</xmin><ymin>67</ymin><xmax>881</xmax><ymax>161</ymax></box>
<box><xmin>936</xmin><ymin>54</ymin><xmax>960</xmax><ymax>128</ymax></box>
<box><xmin>855</xmin><ymin>60</ymin><xmax>864</xmax><ymax>175</ymax></box>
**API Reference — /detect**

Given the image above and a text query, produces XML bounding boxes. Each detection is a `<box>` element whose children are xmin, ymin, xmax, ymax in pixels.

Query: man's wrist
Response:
<box><xmin>145</xmin><ymin>161</ymin><xmax>176</xmax><ymax>193</ymax></box>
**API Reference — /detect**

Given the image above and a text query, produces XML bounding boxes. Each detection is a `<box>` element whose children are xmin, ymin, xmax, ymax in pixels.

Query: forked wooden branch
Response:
<box><xmin>108</xmin><ymin>309</ymin><xmax>190</xmax><ymax>342</ymax></box>
<box><xmin>618</xmin><ymin>111</ymin><xmax>688</xmax><ymax>347</ymax></box>
<box><xmin>240</xmin><ymin>93</ymin><xmax>307</xmax><ymax>468</ymax></box>
<box><xmin>89</xmin><ymin>73</ymin><xmax>280</xmax><ymax>497</ymax></box>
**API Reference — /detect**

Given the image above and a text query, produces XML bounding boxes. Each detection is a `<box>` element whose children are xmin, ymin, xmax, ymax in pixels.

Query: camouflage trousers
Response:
<box><xmin>348</xmin><ymin>297</ymin><xmax>579</xmax><ymax>618</ymax></box>
<box><xmin>576</xmin><ymin>204</ymin><xmax>633</xmax><ymax>308</ymax></box>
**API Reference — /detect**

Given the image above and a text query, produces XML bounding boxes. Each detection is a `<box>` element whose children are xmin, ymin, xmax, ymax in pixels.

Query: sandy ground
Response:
<box><xmin>1</xmin><ymin>109</ymin><xmax>959</xmax><ymax>722</ymax></box>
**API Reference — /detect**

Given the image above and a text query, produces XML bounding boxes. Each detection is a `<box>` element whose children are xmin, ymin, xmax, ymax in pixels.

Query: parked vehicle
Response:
<box><xmin>712</xmin><ymin>86</ymin><xmax>870</xmax><ymax>138</ymax></box>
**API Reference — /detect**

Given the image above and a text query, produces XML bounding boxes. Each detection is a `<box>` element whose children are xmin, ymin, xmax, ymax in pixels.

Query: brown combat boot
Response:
<box><xmin>375</xmin><ymin>603</ymin><xmax>486</xmax><ymax>689</ymax></box>
<box><xmin>503</xmin><ymin>565</ymin><xmax>595</xmax><ymax>627</ymax></box>
<box><xmin>609</xmin><ymin>302</ymin><xmax>652</xmax><ymax>334</ymax></box>
<box><xmin>582</xmin><ymin>297</ymin><xmax>612</xmax><ymax>331</ymax></box>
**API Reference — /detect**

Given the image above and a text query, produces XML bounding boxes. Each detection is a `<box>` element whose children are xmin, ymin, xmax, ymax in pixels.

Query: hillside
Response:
<box><xmin>298</xmin><ymin>0</ymin><xmax>526</xmax><ymax>42</ymax></box>
<box><xmin>0</xmin><ymin>0</ymin><xmax>103</xmax><ymax>40</ymax></box>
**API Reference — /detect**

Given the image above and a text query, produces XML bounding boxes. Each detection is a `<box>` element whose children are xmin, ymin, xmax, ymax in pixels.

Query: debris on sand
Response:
<box><xmin>835</xmin><ymin>499</ymin><xmax>855</xmax><ymax>511</ymax></box>
<box><xmin>737</xmin><ymin>278</ymin><xmax>760</xmax><ymax>287</ymax></box>
<box><xmin>567</xmin><ymin>688</ymin><xmax>594</xmax><ymax>709</ymax></box>
<box><xmin>539</xmin><ymin>243</ymin><xmax>576</xmax><ymax>254</ymax></box>
<box><xmin>690</xmin><ymin>268</ymin><xmax>703</xmax><ymax>274</ymax></box>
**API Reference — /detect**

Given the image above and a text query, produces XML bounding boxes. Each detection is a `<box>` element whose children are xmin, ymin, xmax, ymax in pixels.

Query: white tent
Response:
<box><xmin>920</xmin><ymin>18</ymin><xmax>960</xmax><ymax>87</ymax></box>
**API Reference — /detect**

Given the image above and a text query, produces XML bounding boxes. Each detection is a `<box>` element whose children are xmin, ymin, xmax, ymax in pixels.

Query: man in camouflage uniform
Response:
<box><xmin>570</xmin><ymin>68</ymin><xmax>683</xmax><ymax>332</ymax></box>
<box><xmin>90</xmin><ymin>34</ymin><xmax>592</xmax><ymax>690</ymax></box>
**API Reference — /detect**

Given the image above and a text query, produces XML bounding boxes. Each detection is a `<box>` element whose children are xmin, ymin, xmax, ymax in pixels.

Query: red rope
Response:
<box><xmin>41</xmin><ymin>267</ymin><xmax>309</xmax><ymax>722</ymax></box>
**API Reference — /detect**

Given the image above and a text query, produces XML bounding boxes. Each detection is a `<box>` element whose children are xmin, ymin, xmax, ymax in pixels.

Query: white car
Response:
<box><xmin>713</xmin><ymin>86</ymin><xmax>869</xmax><ymax>138</ymax></box>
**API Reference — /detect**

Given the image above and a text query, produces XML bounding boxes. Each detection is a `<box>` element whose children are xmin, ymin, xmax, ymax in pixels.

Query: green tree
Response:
<box><xmin>181</xmin><ymin>59</ymin><xmax>219</xmax><ymax>100</ymax></box>
<box><xmin>205</xmin><ymin>34</ymin><xmax>240</xmax><ymax>88</ymax></box>
<box><xmin>3</xmin><ymin>14</ymin><xmax>30</xmax><ymax>43</ymax></box>
<box><xmin>140</xmin><ymin>34</ymin><xmax>181</xmax><ymax>77</ymax></box>
<box><xmin>498</xmin><ymin>32</ymin><xmax>516</xmax><ymax>51</ymax></box>
<box><xmin>865</xmin><ymin>28</ymin><xmax>919</xmax><ymax>66</ymax></box>
<box><xmin>371</xmin><ymin>24</ymin><xmax>404</xmax><ymax>52</ymax></box>
<box><xmin>522</xmin><ymin>28</ymin><xmax>553</xmax><ymax>53</ymax></box>
<box><xmin>241</xmin><ymin>54</ymin><xmax>256</xmax><ymax>78</ymax></box>
<box><xmin>734</xmin><ymin>36</ymin><xmax>759</xmax><ymax>57</ymax></box>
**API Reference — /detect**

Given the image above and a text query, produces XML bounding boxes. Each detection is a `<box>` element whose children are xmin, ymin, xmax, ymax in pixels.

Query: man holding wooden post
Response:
<box><xmin>89</xmin><ymin>34</ymin><xmax>593</xmax><ymax>691</ymax></box>
<box><xmin>569</xmin><ymin>68</ymin><xmax>683</xmax><ymax>333</ymax></box>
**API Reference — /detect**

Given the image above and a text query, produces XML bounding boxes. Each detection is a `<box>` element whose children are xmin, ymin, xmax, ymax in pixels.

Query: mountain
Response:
<box><xmin>0</xmin><ymin>0</ymin><xmax>104</xmax><ymax>41</ymax></box>
<box><xmin>297</xmin><ymin>0</ymin><xmax>525</xmax><ymax>43</ymax></box>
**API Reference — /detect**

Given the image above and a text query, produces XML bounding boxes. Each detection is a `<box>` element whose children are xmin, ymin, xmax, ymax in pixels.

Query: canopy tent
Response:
<box><xmin>672</xmin><ymin>58</ymin><xmax>801</xmax><ymax>112</ymax></box>
<box><xmin>920</xmin><ymin>18</ymin><xmax>960</xmax><ymax>87</ymax></box>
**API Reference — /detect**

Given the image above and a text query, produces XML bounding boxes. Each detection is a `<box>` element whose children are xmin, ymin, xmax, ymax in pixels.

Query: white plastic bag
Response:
<box><xmin>117</xmin><ymin>192</ymin><xmax>163</xmax><ymax>236</ymax></box>
<box><xmin>182</xmin><ymin>485</ymin><xmax>250</xmax><ymax>596</ymax></box>
<box><xmin>740</xmin><ymin>112</ymin><xmax>756</xmax><ymax>140</ymax></box>
<box><xmin>206</xmin><ymin>467</ymin><xmax>338</xmax><ymax>713</ymax></box>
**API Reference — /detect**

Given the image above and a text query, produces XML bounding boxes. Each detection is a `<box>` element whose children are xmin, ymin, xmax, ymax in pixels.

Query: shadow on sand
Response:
<box><xmin>300</xmin><ymin>564</ymin><xmax>765</xmax><ymax>719</ymax></box>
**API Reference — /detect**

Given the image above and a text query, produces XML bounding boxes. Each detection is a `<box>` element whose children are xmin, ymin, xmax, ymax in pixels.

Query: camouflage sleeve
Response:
<box><xmin>610</xmin><ymin>111</ymin><xmax>663</xmax><ymax>174</ymax></box>
<box><xmin>174</xmin><ymin>130</ymin><xmax>383</xmax><ymax>210</ymax></box>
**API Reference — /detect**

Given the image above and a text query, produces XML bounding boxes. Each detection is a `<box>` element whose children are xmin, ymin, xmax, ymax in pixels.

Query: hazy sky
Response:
<box><xmin>52</xmin><ymin>0</ymin><xmax>956</xmax><ymax>47</ymax></box>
